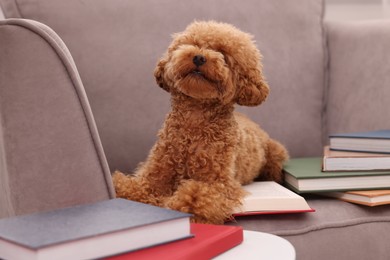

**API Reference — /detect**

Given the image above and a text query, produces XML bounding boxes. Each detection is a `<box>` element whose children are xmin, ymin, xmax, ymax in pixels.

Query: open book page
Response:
<box><xmin>233</xmin><ymin>181</ymin><xmax>313</xmax><ymax>214</ymax></box>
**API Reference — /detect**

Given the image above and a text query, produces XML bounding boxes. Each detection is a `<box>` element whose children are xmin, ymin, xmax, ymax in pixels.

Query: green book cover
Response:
<box><xmin>283</xmin><ymin>157</ymin><xmax>390</xmax><ymax>193</ymax></box>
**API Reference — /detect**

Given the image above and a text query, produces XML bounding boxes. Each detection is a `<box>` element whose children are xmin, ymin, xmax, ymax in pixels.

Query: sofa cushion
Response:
<box><xmin>227</xmin><ymin>195</ymin><xmax>390</xmax><ymax>259</ymax></box>
<box><xmin>0</xmin><ymin>0</ymin><xmax>326</xmax><ymax>172</ymax></box>
<box><xmin>326</xmin><ymin>20</ymin><xmax>390</xmax><ymax>136</ymax></box>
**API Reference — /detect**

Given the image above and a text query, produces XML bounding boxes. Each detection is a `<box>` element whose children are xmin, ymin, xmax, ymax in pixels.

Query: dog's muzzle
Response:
<box><xmin>193</xmin><ymin>55</ymin><xmax>207</xmax><ymax>67</ymax></box>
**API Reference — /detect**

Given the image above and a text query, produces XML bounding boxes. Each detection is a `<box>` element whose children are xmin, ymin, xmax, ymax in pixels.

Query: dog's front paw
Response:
<box><xmin>112</xmin><ymin>171</ymin><xmax>128</xmax><ymax>194</ymax></box>
<box><xmin>112</xmin><ymin>171</ymin><xmax>161</xmax><ymax>206</ymax></box>
<box><xmin>163</xmin><ymin>180</ymin><xmax>244</xmax><ymax>224</ymax></box>
<box><xmin>112</xmin><ymin>171</ymin><xmax>135</xmax><ymax>199</ymax></box>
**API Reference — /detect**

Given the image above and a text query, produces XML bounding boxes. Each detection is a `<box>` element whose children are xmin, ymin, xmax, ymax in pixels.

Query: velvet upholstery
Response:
<box><xmin>0</xmin><ymin>19</ymin><xmax>115</xmax><ymax>219</ymax></box>
<box><xmin>1</xmin><ymin>1</ymin><xmax>390</xmax><ymax>259</ymax></box>
<box><xmin>228</xmin><ymin>196</ymin><xmax>390</xmax><ymax>259</ymax></box>
<box><xmin>326</xmin><ymin>20</ymin><xmax>390</xmax><ymax>135</ymax></box>
<box><xmin>0</xmin><ymin>0</ymin><xmax>326</xmax><ymax>173</ymax></box>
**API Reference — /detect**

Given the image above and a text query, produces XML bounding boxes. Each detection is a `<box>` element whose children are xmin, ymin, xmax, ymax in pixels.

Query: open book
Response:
<box><xmin>233</xmin><ymin>181</ymin><xmax>314</xmax><ymax>216</ymax></box>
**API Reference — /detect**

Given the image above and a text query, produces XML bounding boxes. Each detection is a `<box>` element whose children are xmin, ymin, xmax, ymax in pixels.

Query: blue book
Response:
<box><xmin>329</xmin><ymin>129</ymin><xmax>390</xmax><ymax>153</ymax></box>
<box><xmin>0</xmin><ymin>199</ymin><xmax>192</xmax><ymax>260</ymax></box>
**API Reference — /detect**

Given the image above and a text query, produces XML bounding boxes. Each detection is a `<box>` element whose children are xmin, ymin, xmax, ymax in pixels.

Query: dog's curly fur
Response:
<box><xmin>113</xmin><ymin>21</ymin><xmax>289</xmax><ymax>224</ymax></box>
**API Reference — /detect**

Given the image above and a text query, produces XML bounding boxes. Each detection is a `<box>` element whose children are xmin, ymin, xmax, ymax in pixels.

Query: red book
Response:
<box><xmin>106</xmin><ymin>223</ymin><xmax>243</xmax><ymax>260</ymax></box>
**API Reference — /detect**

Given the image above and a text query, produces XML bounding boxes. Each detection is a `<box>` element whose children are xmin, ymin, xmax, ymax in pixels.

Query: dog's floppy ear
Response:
<box><xmin>236</xmin><ymin>68</ymin><xmax>269</xmax><ymax>106</ymax></box>
<box><xmin>154</xmin><ymin>54</ymin><xmax>170</xmax><ymax>92</ymax></box>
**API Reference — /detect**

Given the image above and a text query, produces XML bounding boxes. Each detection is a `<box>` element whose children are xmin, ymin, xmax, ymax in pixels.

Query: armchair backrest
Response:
<box><xmin>0</xmin><ymin>19</ymin><xmax>115</xmax><ymax>219</ymax></box>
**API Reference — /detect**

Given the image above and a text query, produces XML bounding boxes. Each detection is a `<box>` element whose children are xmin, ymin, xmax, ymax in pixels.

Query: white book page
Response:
<box><xmin>243</xmin><ymin>181</ymin><xmax>299</xmax><ymax>198</ymax></box>
<box><xmin>234</xmin><ymin>181</ymin><xmax>311</xmax><ymax>213</ymax></box>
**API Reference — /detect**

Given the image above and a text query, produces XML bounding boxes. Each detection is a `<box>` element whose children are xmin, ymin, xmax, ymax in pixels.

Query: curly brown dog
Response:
<box><xmin>113</xmin><ymin>21</ymin><xmax>289</xmax><ymax>224</ymax></box>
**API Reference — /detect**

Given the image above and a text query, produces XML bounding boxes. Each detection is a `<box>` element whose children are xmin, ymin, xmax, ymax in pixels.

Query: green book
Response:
<box><xmin>283</xmin><ymin>157</ymin><xmax>390</xmax><ymax>193</ymax></box>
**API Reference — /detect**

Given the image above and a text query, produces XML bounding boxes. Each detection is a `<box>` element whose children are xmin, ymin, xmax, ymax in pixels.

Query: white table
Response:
<box><xmin>215</xmin><ymin>230</ymin><xmax>296</xmax><ymax>260</ymax></box>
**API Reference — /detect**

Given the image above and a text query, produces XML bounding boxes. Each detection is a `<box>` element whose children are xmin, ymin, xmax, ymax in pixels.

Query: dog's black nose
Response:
<box><xmin>193</xmin><ymin>55</ymin><xmax>207</xmax><ymax>67</ymax></box>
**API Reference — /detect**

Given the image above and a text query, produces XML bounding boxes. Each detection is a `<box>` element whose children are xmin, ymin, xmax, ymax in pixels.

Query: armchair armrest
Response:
<box><xmin>325</xmin><ymin>20</ymin><xmax>390</xmax><ymax>136</ymax></box>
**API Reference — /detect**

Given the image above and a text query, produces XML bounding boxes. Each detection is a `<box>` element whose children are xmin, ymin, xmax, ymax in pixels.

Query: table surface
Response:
<box><xmin>215</xmin><ymin>230</ymin><xmax>296</xmax><ymax>260</ymax></box>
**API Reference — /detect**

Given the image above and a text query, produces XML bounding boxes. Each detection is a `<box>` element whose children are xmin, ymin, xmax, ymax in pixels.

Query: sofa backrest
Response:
<box><xmin>326</xmin><ymin>20</ymin><xmax>390</xmax><ymax>136</ymax></box>
<box><xmin>0</xmin><ymin>0</ymin><xmax>326</xmax><ymax>173</ymax></box>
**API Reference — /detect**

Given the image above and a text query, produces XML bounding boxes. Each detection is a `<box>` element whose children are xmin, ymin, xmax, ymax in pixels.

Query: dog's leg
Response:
<box><xmin>163</xmin><ymin>178</ymin><xmax>245</xmax><ymax>224</ymax></box>
<box><xmin>258</xmin><ymin>139</ymin><xmax>289</xmax><ymax>183</ymax></box>
<box><xmin>112</xmin><ymin>171</ymin><xmax>164</xmax><ymax>206</ymax></box>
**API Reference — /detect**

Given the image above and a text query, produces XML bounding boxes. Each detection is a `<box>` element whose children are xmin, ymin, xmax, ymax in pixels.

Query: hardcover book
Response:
<box><xmin>284</xmin><ymin>157</ymin><xmax>390</xmax><ymax>193</ymax></box>
<box><xmin>323</xmin><ymin>146</ymin><xmax>390</xmax><ymax>171</ymax></box>
<box><xmin>107</xmin><ymin>223</ymin><xmax>243</xmax><ymax>260</ymax></box>
<box><xmin>329</xmin><ymin>129</ymin><xmax>390</xmax><ymax>153</ymax></box>
<box><xmin>0</xmin><ymin>199</ymin><xmax>192</xmax><ymax>260</ymax></box>
<box><xmin>320</xmin><ymin>190</ymin><xmax>390</xmax><ymax>207</ymax></box>
<box><xmin>232</xmin><ymin>181</ymin><xmax>314</xmax><ymax>216</ymax></box>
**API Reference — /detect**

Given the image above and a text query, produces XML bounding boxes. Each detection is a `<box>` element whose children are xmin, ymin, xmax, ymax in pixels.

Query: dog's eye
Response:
<box><xmin>216</xmin><ymin>50</ymin><xmax>228</xmax><ymax>63</ymax></box>
<box><xmin>223</xmin><ymin>55</ymin><xmax>229</xmax><ymax>64</ymax></box>
<box><xmin>222</xmin><ymin>53</ymin><xmax>232</xmax><ymax>65</ymax></box>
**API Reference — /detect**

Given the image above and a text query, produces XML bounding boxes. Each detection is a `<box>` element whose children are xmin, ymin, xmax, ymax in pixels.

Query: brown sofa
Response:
<box><xmin>1</xmin><ymin>0</ymin><xmax>390</xmax><ymax>259</ymax></box>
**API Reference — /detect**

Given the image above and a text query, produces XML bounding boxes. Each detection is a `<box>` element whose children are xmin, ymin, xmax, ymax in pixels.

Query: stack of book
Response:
<box><xmin>0</xmin><ymin>199</ymin><xmax>243</xmax><ymax>260</ymax></box>
<box><xmin>325</xmin><ymin>129</ymin><xmax>390</xmax><ymax>172</ymax></box>
<box><xmin>283</xmin><ymin>129</ymin><xmax>390</xmax><ymax>206</ymax></box>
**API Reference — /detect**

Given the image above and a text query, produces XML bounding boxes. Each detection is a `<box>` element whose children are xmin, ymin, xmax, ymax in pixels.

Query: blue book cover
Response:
<box><xmin>330</xmin><ymin>129</ymin><xmax>390</xmax><ymax>140</ymax></box>
<box><xmin>329</xmin><ymin>130</ymin><xmax>390</xmax><ymax>153</ymax></box>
